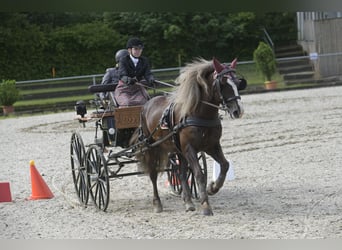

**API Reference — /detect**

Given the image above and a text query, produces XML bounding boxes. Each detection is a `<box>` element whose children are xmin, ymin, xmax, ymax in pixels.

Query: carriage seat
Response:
<box><xmin>88</xmin><ymin>83</ymin><xmax>143</xmax><ymax>129</ymax></box>
<box><xmin>90</xmin><ymin>106</ymin><xmax>142</xmax><ymax>129</ymax></box>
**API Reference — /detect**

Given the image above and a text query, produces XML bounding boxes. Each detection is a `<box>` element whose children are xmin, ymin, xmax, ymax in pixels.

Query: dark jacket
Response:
<box><xmin>118</xmin><ymin>55</ymin><xmax>154</xmax><ymax>84</ymax></box>
<box><xmin>99</xmin><ymin>67</ymin><xmax>120</xmax><ymax>99</ymax></box>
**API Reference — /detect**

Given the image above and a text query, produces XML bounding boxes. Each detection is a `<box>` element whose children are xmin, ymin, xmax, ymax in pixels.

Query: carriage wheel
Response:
<box><xmin>70</xmin><ymin>132</ymin><xmax>88</xmax><ymax>206</ymax></box>
<box><xmin>85</xmin><ymin>145</ymin><xmax>110</xmax><ymax>212</ymax></box>
<box><xmin>167</xmin><ymin>152</ymin><xmax>207</xmax><ymax>199</ymax></box>
<box><xmin>167</xmin><ymin>154</ymin><xmax>182</xmax><ymax>196</ymax></box>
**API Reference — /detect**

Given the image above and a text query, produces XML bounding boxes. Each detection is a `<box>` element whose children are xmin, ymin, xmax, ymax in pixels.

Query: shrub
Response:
<box><xmin>0</xmin><ymin>79</ymin><xmax>21</xmax><ymax>106</ymax></box>
<box><xmin>253</xmin><ymin>41</ymin><xmax>277</xmax><ymax>81</ymax></box>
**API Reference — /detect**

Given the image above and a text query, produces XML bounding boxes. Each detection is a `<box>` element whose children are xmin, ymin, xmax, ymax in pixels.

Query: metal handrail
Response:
<box><xmin>16</xmin><ymin>67</ymin><xmax>182</xmax><ymax>85</ymax></box>
<box><xmin>262</xmin><ymin>27</ymin><xmax>274</xmax><ymax>50</ymax></box>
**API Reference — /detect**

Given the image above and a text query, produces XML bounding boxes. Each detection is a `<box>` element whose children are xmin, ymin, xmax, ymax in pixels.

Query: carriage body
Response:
<box><xmin>90</xmin><ymin>106</ymin><xmax>142</xmax><ymax>148</ymax></box>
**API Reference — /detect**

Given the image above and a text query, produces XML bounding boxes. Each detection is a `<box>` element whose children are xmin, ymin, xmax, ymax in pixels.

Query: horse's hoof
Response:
<box><xmin>154</xmin><ymin>204</ymin><xmax>163</xmax><ymax>213</ymax></box>
<box><xmin>153</xmin><ymin>199</ymin><xmax>163</xmax><ymax>213</ymax></box>
<box><xmin>201</xmin><ymin>202</ymin><xmax>213</xmax><ymax>216</ymax></box>
<box><xmin>203</xmin><ymin>208</ymin><xmax>214</xmax><ymax>216</ymax></box>
<box><xmin>185</xmin><ymin>202</ymin><xmax>196</xmax><ymax>212</ymax></box>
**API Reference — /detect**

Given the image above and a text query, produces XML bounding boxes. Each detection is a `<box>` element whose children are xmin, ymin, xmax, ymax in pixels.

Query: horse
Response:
<box><xmin>130</xmin><ymin>57</ymin><xmax>246</xmax><ymax>215</ymax></box>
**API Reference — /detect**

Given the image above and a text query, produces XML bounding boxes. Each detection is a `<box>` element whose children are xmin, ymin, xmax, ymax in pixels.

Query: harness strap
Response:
<box><xmin>159</xmin><ymin>102</ymin><xmax>175</xmax><ymax>129</ymax></box>
<box><xmin>181</xmin><ymin>116</ymin><xmax>221</xmax><ymax>127</ymax></box>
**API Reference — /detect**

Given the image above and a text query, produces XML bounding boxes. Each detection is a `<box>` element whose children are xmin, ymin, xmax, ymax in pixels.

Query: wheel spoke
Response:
<box><xmin>85</xmin><ymin>145</ymin><xmax>109</xmax><ymax>211</ymax></box>
<box><xmin>167</xmin><ymin>152</ymin><xmax>207</xmax><ymax>200</ymax></box>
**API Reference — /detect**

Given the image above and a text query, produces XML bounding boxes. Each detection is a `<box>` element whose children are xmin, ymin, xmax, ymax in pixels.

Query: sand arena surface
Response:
<box><xmin>1</xmin><ymin>86</ymin><xmax>342</xmax><ymax>239</ymax></box>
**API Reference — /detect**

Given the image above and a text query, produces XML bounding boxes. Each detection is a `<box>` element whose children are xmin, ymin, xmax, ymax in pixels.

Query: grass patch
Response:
<box><xmin>20</xmin><ymin>86</ymin><xmax>89</xmax><ymax>95</ymax></box>
<box><xmin>15</xmin><ymin>94</ymin><xmax>95</xmax><ymax>106</ymax></box>
<box><xmin>236</xmin><ymin>63</ymin><xmax>284</xmax><ymax>85</ymax></box>
<box><xmin>12</xmin><ymin>62</ymin><xmax>327</xmax><ymax>115</ymax></box>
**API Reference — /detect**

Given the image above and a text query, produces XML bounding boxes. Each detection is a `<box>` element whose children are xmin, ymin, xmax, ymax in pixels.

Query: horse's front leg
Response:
<box><xmin>150</xmin><ymin>168</ymin><xmax>163</xmax><ymax>213</ymax></box>
<box><xmin>207</xmin><ymin>146</ymin><xmax>229</xmax><ymax>195</ymax></box>
<box><xmin>185</xmin><ymin>148</ymin><xmax>213</xmax><ymax>216</ymax></box>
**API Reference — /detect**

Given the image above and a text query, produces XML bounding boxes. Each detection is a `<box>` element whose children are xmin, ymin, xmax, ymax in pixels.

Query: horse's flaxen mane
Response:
<box><xmin>171</xmin><ymin>58</ymin><xmax>214</xmax><ymax>119</ymax></box>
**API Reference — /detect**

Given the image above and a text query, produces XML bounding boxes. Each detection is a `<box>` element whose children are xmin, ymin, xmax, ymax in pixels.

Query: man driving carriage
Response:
<box><xmin>114</xmin><ymin>37</ymin><xmax>154</xmax><ymax>106</ymax></box>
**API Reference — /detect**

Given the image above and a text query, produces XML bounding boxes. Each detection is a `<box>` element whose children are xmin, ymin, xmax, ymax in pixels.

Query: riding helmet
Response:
<box><xmin>115</xmin><ymin>49</ymin><xmax>129</xmax><ymax>63</ymax></box>
<box><xmin>126</xmin><ymin>37</ymin><xmax>144</xmax><ymax>49</ymax></box>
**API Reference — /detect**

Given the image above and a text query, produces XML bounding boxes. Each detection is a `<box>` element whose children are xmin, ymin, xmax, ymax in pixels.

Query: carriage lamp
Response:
<box><xmin>75</xmin><ymin>100</ymin><xmax>87</xmax><ymax>118</ymax></box>
<box><xmin>108</xmin><ymin>127</ymin><xmax>115</xmax><ymax>135</ymax></box>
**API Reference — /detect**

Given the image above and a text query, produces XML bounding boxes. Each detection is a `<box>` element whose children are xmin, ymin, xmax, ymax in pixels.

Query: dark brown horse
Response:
<box><xmin>130</xmin><ymin>57</ymin><xmax>246</xmax><ymax>215</ymax></box>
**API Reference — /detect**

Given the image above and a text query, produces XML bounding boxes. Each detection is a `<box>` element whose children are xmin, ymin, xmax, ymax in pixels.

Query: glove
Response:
<box><xmin>121</xmin><ymin>76</ymin><xmax>130</xmax><ymax>84</ymax></box>
<box><xmin>129</xmin><ymin>77</ymin><xmax>138</xmax><ymax>85</ymax></box>
<box><xmin>121</xmin><ymin>76</ymin><xmax>136</xmax><ymax>85</ymax></box>
<box><xmin>148</xmin><ymin>77</ymin><xmax>155</xmax><ymax>87</ymax></box>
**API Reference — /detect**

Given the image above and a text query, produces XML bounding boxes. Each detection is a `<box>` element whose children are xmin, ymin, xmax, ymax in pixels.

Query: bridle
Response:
<box><xmin>201</xmin><ymin>67</ymin><xmax>241</xmax><ymax>111</ymax></box>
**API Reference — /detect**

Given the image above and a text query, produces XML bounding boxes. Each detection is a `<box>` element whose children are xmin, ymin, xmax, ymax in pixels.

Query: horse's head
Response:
<box><xmin>212</xmin><ymin>58</ymin><xmax>247</xmax><ymax>119</ymax></box>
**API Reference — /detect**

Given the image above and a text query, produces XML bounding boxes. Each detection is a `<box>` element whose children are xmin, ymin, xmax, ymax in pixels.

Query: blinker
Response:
<box><xmin>238</xmin><ymin>78</ymin><xmax>247</xmax><ymax>90</ymax></box>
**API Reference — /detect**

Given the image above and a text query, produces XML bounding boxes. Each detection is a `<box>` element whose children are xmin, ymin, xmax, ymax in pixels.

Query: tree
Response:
<box><xmin>0</xmin><ymin>13</ymin><xmax>48</xmax><ymax>80</ymax></box>
<box><xmin>0</xmin><ymin>12</ymin><xmax>297</xmax><ymax>80</ymax></box>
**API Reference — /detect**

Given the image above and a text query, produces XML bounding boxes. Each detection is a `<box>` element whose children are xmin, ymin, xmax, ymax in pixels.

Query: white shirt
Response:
<box><xmin>130</xmin><ymin>54</ymin><xmax>139</xmax><ymax>67</ymax></box>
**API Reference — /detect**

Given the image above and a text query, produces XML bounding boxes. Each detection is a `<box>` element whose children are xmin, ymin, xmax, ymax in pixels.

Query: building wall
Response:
<box><xmin>314</xmin><ymin>18</ymin><xmax>342</xmax><ymax>77</ymax></box>
<box><xmin>297</xmin><ymin>12</ymin><xmax>342</xmax><ymax>78</ymax></box>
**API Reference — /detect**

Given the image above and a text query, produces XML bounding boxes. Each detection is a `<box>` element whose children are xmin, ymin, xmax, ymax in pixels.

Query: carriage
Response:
<box><xmin>70</xmin><ymin>58</ymin><xmax>246</xmax><ymax>215</ymax></box>
<box><xmin>70</xmin><ymin>79</ymin><xmax>207</xmax><ymax>212</ymax></box>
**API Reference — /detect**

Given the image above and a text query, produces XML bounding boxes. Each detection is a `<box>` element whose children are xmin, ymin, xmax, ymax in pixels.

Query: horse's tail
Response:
<box><xmin>129</xmin><ymin>127</ymin><xmax>167</xmax><ymax>174</ymax></box>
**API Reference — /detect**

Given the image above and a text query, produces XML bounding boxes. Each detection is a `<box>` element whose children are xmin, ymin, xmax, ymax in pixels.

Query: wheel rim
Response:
<box><xmin>167</xmin><ymin>154</ymin><xmax>182</xmax><ymax>196</ymax></box>
<box><xmin>167</xmin><ymin>152</ymin><xmax>207</xmax><ymax>199</ymax></box>
<box><xmin>86</xmin><ymin>145</ymin><xmax>110</xmax><ymax>211</ymax></box>
<box><xmin>70</xmin><ymin>132</ymin><xmax>88</xmax><ymax>205</ymax></box>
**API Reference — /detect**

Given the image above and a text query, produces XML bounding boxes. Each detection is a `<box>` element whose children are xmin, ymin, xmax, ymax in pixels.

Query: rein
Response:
<box><xmin>201</xmin><ymin>100</ymin><xmax>222</xmax><ymax>110</ymax></box>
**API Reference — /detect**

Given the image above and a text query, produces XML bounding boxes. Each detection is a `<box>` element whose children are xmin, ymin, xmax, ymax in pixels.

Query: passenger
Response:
<box><xmin>114</xmin><ymin>37</ymin><xmax>154</xmax><ymax>106</ymax></box>
<box><xmin>99</xmin><ymin>49</ymin><xmax>129</xmax><ymax>101</ymax></box>
<box><xmin>99</xmin><ymin>49</ymin><xmax>129</xmax><ymax>147</ymax></box>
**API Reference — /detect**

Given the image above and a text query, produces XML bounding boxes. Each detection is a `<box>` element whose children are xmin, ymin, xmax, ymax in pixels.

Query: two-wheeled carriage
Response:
<box><xmin>70</xmin><ymin>82</ymin><xmax>207</xmax><ymax>212</ymax></box>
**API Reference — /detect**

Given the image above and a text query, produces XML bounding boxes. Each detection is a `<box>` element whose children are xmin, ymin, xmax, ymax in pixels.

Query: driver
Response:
<box><xmin>114</xmin><ymin>37</ymin><xmax>154</xmax><ymax>106</ymax></box>
<box><xmin>118</xmin><ymin>37</ymin><xmax>154</xmax><ymax>86</ymax></box>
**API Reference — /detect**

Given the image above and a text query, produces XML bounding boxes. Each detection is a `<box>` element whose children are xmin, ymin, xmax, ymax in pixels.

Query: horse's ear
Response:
<box><xmin>230</xmin><ymin>58</ymin><xmax>238</xmax><ymax>69</ymax></box>
<box><xmin>213</xmin><ymin>57</ymin><xmax>224</xmax><ymax>73</ymax></box>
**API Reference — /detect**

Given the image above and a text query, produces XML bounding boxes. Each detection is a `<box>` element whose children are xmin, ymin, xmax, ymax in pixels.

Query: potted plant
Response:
<box><xmin>253</xmin><ymin>41</ymin><xmax>277</xmax><ymax>90</ymax></box>
<box><xmin>0</xmin><ymin>79</ymin><xmax>21</xmax><ymax>115</ymax></box>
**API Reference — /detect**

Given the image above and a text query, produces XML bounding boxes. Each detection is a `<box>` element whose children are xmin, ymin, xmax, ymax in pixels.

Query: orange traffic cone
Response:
<box><xmin>28</xmin><ymin>160</ymin><xmax>54</xmax><ymax>200</ymax></box>
<box><xmin>0</xmin><ymin>182</ymin><xmax>12</xmax><ymax>202</ymax></box>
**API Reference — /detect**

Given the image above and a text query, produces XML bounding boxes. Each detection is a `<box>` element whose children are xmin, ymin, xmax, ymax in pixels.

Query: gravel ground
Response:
<box><xmin>1</xmin><ymin>86</ymin><xmax>342</xmax><ymax>239</ymax></box>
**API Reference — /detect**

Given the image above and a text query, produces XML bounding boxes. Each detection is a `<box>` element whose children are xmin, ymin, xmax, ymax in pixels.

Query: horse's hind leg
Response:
<box><xmin>178</xmin><ymin>157</ymin><xmax>195</xmax><ymax>212</ymax></box>
<box><xmin>150</xmin><ymin>168</ymin><xmax>163</xmax><ymax>213</ymax></box>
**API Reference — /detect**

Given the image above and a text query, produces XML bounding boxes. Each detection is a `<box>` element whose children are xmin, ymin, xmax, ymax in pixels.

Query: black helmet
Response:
<box><xmin>115</xmin><ymin>49</ymin><xmax>129</xmax><ymax>63</ymax></box>
<box><xmin>126</xmin><ymin>37</ymin><xmax>144</xmax><ymax>49</ymax></box>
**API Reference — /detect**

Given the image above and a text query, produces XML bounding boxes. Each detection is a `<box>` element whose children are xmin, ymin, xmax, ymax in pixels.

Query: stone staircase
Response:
<box><xmin>275</xmin><ymin>44</ymin><xmax>316</xmax><ymax>85</ymax></box>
